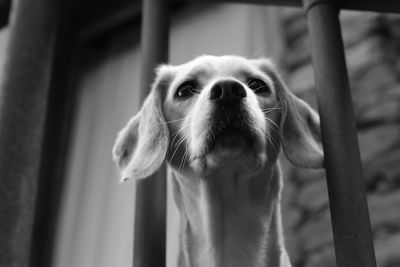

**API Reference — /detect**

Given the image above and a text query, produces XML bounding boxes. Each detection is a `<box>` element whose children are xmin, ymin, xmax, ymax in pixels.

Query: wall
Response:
<box><xmin>280</xmin><ymin>8</ymin><xmax>400</xmax><ymax>267</ymax></box>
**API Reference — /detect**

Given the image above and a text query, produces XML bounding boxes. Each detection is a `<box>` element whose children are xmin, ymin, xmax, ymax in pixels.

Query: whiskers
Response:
<box><xmin>261</xmin><ymin>103</ymin><xmax>283</xmax><ymax>154</ymax></box>
<box><xmin>164</xmin><ymin>117</ymin><xmax>186</xmax><ymax>124</ymax></box>
<box><xmin>253</xmin><ymin>85</ymin><xmax>270</xmax><ymax>93</ymax></box>
<box><xmin>166</xmin><ymin>102</ymin><xmax>284</xmax><ymax>173</ymax></box>
<box><xmin>264</xmin><ymin>118</ymin><xmax>281</xmax><ymax>154</ymax></box>
<box><xmin>169</xmin><ymin>122</ymin><xmax>192</xmax><ymax>172</ymax></box>
<box><xmin>248</xmin><ymin>46</ymin><xmax>268</xmax><ymax>59</ymax></box>
<box><xmin>167</xmin><ymin>117</ymin><xmax>209</xmax><ymax>174</ymax></box>
<box><xmin>260</xmin><ymin>102</ymin><xmax>283</xmax><ymax>115</ymax></box>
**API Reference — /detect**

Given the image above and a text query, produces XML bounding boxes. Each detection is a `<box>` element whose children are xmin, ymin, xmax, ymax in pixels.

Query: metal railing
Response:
<box><xmin>133</xmin><ymin>0</ymin><xmax>170</xmax><ymax>266</ymax></box>
<box><xmin>303</xmin><ymin>1</ymin><xmax>376</xmax><ymax>265</ymax></box>
<box><xmin>0</xmin><ymin>0</ymin><xmax>399</xmax><ymax>266</ymax></box>
<box><xmin>0</xmin><ymin>0</ymin><xmax>58</xmax><ymax>266</ymax></box>
<box><xmin>134</xmin><ymin>0</ymin><xmax>400</xmax><ymax>266</ymax></box>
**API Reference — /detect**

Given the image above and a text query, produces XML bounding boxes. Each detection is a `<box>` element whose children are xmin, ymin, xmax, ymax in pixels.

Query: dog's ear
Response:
<box><xmin>112</xmin><ymin>66</ymin><xmax>172</xmax><ymax>181</ymax></box>
<box><xmin>253</xmin><ymin>59</ymin><xmax>324</xmax><ymax>169</ymax></box>
<box><xmin>280</xmin><ymin>90</ymin><xmax>324</xmax><ymax>168</ymax></box>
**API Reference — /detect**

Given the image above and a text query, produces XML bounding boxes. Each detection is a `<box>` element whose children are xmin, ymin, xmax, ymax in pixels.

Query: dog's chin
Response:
<box><xmin>213</xmin><ymin>131</ymin><xmax>248</xmax><ymax>150</ymax></box>
<box><xmin>191</xmin><ymin>133</ymin><xmax>267</xmax><ymax>176</ymax></box>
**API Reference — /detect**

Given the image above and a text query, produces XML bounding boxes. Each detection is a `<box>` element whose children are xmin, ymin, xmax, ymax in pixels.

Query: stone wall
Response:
<box><xmin>280</xmin><ymin>9</ymin><xmax>400</xmax><ymax>267</ymax></box>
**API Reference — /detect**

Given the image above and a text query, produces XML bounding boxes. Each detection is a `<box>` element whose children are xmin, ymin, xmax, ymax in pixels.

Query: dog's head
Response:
<box><xmin>113</xmin><ymin>55</ymin><xmax>324</xmax><ymax>181</ymax></box>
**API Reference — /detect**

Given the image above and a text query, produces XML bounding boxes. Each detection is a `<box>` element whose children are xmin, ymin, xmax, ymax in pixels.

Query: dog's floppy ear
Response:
<box><xmin>253</xmin><ymin>59</ymin><xmax>324</xmax><ymax>168</ymax></box>
<box><xmin>112</xmin><ymin>66</ymin><xmax>172</xmax><ymax>181</ymax></box>
<box><xmin>280</xmin><ymin>89</ymin><xmax>324</xmax><ymax>168</ymax></box>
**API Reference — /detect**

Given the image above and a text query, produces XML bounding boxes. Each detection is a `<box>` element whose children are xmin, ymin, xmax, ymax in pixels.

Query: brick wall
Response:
<box><xmin>280</xmin><ymin>9</ymin><xmax>400</xmax><ymax>267</ymax></box>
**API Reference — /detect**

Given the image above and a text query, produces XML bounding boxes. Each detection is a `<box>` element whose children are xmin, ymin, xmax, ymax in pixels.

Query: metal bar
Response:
<box><xmin>0</xmin><ymin>0</ymin><xmax>399</xmax><ymax>36</ymax></box>
<box><xmin>179</xmin><ymin>0</ymin><xmax>400</xmax><ymax>13</ymax></box>
<box><xmin>48</xmin><ymin>0</ymin><xmax>400</xmax><ymax>41</ymax></box>
<box><xmin>0</xmin><ymin>0</ymin><xmax>10</xmax><ymax>27</ymax></box>
<box><xmin>0</xmin><ymin>0</ymin><xmax>58</xmax><ymax>266</ymax></box>
<box><xmin>302</xmin><ymin>0</ymin><xmax>377</xmax><ymax>266</ymax></box>
<box><xmin>133</xmin><ymin>0</ymin><xmax>170</xmax><ymax>266</ymax></box>
<box><xmin>31</xmin><ymin>18</ymin><xmax>77</xmax><ymax>267</ymax></box>
<box><xmin>191</xmin><ymin>0</ymin><xmax>400</xmax><ymax>13</ymax></box>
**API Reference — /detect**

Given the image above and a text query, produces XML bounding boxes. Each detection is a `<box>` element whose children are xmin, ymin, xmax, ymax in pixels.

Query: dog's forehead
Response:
<box><xmin>174</xmin><ymin>55</ymin><xmax>259</xmax><ymax>79</ymax></box>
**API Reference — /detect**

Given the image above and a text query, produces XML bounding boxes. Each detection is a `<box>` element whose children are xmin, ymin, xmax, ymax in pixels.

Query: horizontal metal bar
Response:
<box><xmin>180</xmin><ymin>0</ymin><xmax>400</xmax><ymax>13</ymax></box>
<box><xmin>76</xmin><ymin>0</ymin><xmax>400</xmax><ymax>42</ymax></box>
<box><xmin>0</xmin><ymin>0</ymin><xmax>399</xmax><ymax>35</ymax></box>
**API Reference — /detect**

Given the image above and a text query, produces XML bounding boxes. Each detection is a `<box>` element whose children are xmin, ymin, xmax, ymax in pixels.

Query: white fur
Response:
<box><xmin>113</xmin><ymin>55</ymin><xmax>324</xmax><ymax>267</ymax></box>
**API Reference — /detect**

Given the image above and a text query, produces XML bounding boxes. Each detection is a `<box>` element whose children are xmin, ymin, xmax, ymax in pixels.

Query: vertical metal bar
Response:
<box><xmin>302</xmin><ymin>0</ymin><xmax>377</xmax><ymax>266</ymax></box>
<box><xmin>0</xmin><ymin>0</ymin><xmax>58</xmax><ymax>266</ymax></box>
<box><xmin>134</xmin><ymin>0</ymin><xmax>170</xmax><ymax>266</ymax></box>
<box><xmin>31</xmin><ymin>18</ymin><xmax>76</xmax><ymax>267</ymax></box>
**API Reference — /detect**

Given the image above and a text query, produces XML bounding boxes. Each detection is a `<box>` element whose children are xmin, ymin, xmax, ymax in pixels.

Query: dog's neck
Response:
<box><xmin>169</xmin><ymin>162</ymin><xmax>290</xmax><ymax>267</ymax></box>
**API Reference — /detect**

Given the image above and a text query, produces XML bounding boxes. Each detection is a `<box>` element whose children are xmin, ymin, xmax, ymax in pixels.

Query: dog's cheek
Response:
<box><xmin>244</xmin><ymin>96</ymin><xmax>266</xmax><ymax>142</ymax></box>
<box><xmin>189</xmin><ymin>98</ymin><xmax>213</xmax><ymax>157</ymax></box>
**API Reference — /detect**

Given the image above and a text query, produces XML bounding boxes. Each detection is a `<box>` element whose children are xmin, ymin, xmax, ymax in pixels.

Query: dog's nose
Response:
<box><xmin>208</xmin><ymin>80</ymin><xmax>246</xmax><ymax>105</ymax></box>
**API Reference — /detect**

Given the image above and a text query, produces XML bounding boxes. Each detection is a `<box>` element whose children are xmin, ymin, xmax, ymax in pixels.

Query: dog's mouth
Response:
<box><xmin>204</xmin><ymin>107</ymin><xmax>259</xmax><ymax>154</ymax></box>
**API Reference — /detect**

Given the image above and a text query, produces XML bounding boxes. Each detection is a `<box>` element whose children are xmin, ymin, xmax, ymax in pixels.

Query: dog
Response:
<box><xmin>112</xmin><ymin>55</ymin><xmax>324</xmax><ymax>267</ymax></box>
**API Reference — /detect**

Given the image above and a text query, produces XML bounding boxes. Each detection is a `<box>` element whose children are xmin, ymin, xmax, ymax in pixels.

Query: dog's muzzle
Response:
<box><xmin>205</xmin><ymin>80</ymin><xmax>257</xmax><ymax>151</ymax></box>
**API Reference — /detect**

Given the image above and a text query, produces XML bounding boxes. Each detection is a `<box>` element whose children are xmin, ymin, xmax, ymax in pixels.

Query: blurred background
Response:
<box><xmin>0</xmin><ymin>1</ymin><xmax>399</xmax><ymax>267</ymax></box>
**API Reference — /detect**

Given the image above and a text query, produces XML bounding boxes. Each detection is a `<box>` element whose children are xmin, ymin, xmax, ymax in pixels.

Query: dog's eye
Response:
<box><xmin>176</xmin><ymin>81</ymin><xmax>198</xmax><ymax>98</ymax></box>
<box><xmin>247</xmin><ymin>78</ymin><xmax>270</xmax><ymax>95</ymax></box>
